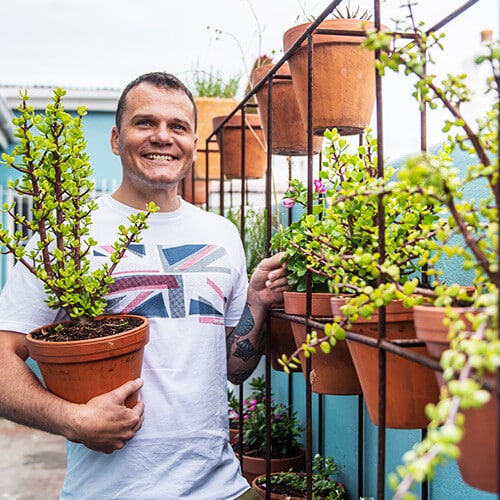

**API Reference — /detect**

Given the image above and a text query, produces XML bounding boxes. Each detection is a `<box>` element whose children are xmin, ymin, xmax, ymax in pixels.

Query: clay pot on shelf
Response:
<box><xmin>413</xmin><ymin>304</ymin><xmax>498</xmax><ymax>493</ymax></box>
<box><xmin>283</xmin><ymin>291</ymin><xmax>361</xmax><ymax>396</ymax></box>
<box><xmin>212</xmin><ymin>113</ymin><xmax>267</xmax><ymax>179</ymax></box>
<box><xmin>331</xmin><ymin>297</ymin><xmax>440</xmax><ymax>429</ymax></box>
<box><xmin>283</xmin><ymin>19</ymin><xmax>378</xmax><ymax>136</ymax></box>
<box><xmin>251</xmin><ymin>62</ymin><xmax>323</xmax><ymax>156</ymax></box>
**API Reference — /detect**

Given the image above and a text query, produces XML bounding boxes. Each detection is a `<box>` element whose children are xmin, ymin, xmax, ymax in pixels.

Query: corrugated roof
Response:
<box><xmin>0</xmin><ymin>85</ymin><xmax>121</xmax><ymax>112</ymax></box>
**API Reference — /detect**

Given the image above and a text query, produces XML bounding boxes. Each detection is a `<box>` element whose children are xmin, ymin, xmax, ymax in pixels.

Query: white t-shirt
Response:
<box><xmin>0</xmin><ymin>195</ymin><xmax>251</xmax><ymax>499</ymax></box>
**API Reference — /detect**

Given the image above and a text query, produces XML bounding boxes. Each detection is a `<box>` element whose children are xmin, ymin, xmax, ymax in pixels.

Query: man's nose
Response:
<box><xmin>150</xmin><ymin>124</ymin><xmax>172</xmax><ymax>144</ymax></box>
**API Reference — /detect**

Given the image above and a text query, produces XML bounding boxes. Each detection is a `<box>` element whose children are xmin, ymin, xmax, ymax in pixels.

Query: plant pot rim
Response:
<box><xmin>26</xmin><ymin>314</ymin><xmax>150</xmax><ymax>362</ymax></box>
<box><xmin>284</xmin><ymin>18</ymin><xmax>377</xmax><ymax>51</ymax></box>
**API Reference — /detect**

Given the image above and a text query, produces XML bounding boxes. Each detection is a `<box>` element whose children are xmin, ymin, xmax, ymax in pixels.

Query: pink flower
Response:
<box><xmin>283</xmin><ymin>198</ymin><xmax>295</xmax><ymax>209</ymax></box>
<box><xmin>314</xmin><ymin>179</ymin><xmax>326</xmax><ymax>193</ymax></box>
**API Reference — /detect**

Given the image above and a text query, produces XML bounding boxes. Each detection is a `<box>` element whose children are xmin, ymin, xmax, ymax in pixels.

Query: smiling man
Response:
<box><xmin>0</xmin><ymin>72</ymin><xmax>288</xmax><ymax>499</ymax></box>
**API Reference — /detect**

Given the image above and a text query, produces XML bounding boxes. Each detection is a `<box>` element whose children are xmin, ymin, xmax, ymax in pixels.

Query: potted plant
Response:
<box><xmin>0</xmin><ymin>88</ymin><xmax>157</xmax><ymax>407</ymax></box>
<box><xmin>230</xmin><ymin>376</ymin><xmax>305</xmax><ymax>482</ymax></box>
<box><xmin>252</xmin><ymin>453</ymin><xmax>346</xmax><ymax>500</ymax></box>
<box><xmin>282</xmin><ymin>3</ymin><xmax>379</xmax><ymax>136</ymax></box>
<box><xmin>273</xmin><ymin>127</ymin><xmax>443</xmax><ymax>427</ymax></box>
<box><xmin>270</xmin><ymin>168</ymin><xmax>363</xmax><ymax>396</ymax></box>
<box><xmin>187</xmin><ymin>68</ymin><xmax>240</xmax><ymax>180</ymax></box>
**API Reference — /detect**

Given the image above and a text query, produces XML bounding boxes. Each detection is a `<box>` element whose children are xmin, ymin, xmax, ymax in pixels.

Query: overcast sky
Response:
<box><xmin>1</xmin><ymin>0</ymin><xmax>497</xmax><ymax>158</ymax></box>
<box><xmin>1</xmin><ymin>0</ymin><xmax>497</xmax><ymax>92</ymax></box>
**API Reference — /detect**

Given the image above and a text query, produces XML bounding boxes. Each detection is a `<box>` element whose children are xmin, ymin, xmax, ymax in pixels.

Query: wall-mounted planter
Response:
<box><xmin>283</xmin><ymin>19</ymin><xmax>377</xmax><ymax>136</ymax></box>
<box><xmin>251</xmin><ymin>62</ymin><xmax>323</xmax><ymax>156</ymax></box>
<box><xmin>212</xmin><ymin>113</ymin><xmax>267</xmax><ymax>179</ymax></box>
<box><xmin>413</xmin><ymin>304</ymin><xmax>498</xmax><ymax>493</ymax></box>
<box><xmin>283</xmin><ymin>291</ymin><xmax>361</xmax><ymax>395</ymax></box>
<box><xmin>331</xmin><ymin>297</ymin><xmax>440</xmax><ymax>429</ymax></box>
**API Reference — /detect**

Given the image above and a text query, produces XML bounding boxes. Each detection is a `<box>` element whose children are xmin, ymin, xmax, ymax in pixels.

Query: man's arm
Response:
<box><xmin>226</xmin><ymin>253</ymin><xmax>288</xmax><ymax>385</ymax></box>
<box><xmin>0</xmin><ymin>330</ymin><xmax>145</xmax><ymax>454</ymax></box>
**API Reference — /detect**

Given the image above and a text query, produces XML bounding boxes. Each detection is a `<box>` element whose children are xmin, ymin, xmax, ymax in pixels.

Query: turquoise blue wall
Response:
<box><xmin>0</xmin><ymin>111</ymin><xmax>121</xmax><ymax>186</ymax></box>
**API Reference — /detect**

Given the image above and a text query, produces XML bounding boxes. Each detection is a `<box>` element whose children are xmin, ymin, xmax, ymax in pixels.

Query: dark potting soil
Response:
<box><xmin>30</xmin><ymin>316</ymin><xmax>143</xmax><ymax>342</ymax></box>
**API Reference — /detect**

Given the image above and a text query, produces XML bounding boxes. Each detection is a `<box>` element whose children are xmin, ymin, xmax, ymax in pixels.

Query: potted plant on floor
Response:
<box><xmin>230</xmin><ymin>376</ymin><xmax>305</xmax><ymax>482</ymax></box>
<box><xmin>0</xmin><ymin>88</ymin><xmax>157</xmax><ymax>408</ymax></box>
<box><xmin>252</xmin><ymin>453</ymin><xmax>346</xmax><ymax>500</ymax></box>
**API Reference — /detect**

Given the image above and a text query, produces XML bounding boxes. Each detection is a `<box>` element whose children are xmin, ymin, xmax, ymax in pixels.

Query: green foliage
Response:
<box><xmin>0</xmin><ymin>89</ymin><xmax>158</xmax><ymax>324</ymax></box>
<box><xmin>226</xmin><ymin>205</ymin><xmax>269</xmax><ymax>276</ymax></box>
<box><xmin>270</xmin><ymin>127</ymin><xmax>444</xmax><ymax>296</ymax></box>
<box><xmin>255</xmin><ymin>453</ymin><xmax>346</xmax><ymax>499</ymax></box>
<box><xmin>188</xmin><ymin>67</ymin><xmax>240</xmax><ymax>98</ymax></box>
<box><xmin>362</xmin><ymin>5</ymin><xmax>500</xmax><ymax>497</ymax></box>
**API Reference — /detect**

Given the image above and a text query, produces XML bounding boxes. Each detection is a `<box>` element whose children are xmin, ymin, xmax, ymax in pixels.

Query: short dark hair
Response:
<box><xmin>115</xmin><ymin>72</ymin><xmax>197</xmax><ymax>131</ymax></box>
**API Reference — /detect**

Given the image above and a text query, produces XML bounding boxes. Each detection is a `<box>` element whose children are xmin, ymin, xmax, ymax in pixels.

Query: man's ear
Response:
<box><xmin>110</xmin><ymin>126</ymin><xmax>120</xmax><ymax>156</ymax></box>
<box><xmin>193</xmin><ymin>134</ymin><xmax>198</xmax><ymax>163</ymax></box>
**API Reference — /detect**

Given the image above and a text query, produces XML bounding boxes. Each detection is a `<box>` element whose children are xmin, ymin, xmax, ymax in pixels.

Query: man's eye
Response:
<box><xmin>172</xmin><ymin>123</ymin><xmax>187</xmax><ymax>131</ymax></box>
<box><xmin>137</xmin><ymin>120</ymin><xmax>152</xmax><ymax>127</ymax></box>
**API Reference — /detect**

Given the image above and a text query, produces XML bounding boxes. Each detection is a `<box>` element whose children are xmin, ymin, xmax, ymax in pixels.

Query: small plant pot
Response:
<box><xmin>413</xmin><ymin>305</ymin><xmax>498</xmax><ymax>493</ymax></box>
<box><xmin>236</xmin><ymin>449</ymin><xmax>305</xmax><ymax>483</ymax></box>
<box><xmin>26</xmin><ymin>315</ymin><xmax>149</xmax><ymax>409</ymax></box>
<box><xmin>283</xmin><ymin>292</ymin><xmax>361</xmax><ymax>395</ymax></box>
<box><xmin>332</xmin><ymin>297</ymin><xmax>440</xmax><ymax>429</ymax></box>
<box><xmin>212</xmin><ymin>113</ymin><xmax>267</xmax><ymax>179</ymax></box>
<box><xmin>194</xmin><ymin>96</ymin><xmax>237</xmax><ymax>179</ymax></box>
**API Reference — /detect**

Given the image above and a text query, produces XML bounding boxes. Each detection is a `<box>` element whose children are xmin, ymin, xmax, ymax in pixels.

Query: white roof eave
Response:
<box><xmin>0</xmin><ymin>95</ymin><xmax>15</xmax><ymax>150</ymax></box>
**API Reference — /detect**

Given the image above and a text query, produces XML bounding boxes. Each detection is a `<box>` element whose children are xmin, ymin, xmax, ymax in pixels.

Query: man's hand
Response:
<box><xmin>248</xmin><ymin>252</ymin><xmax>289</xmax><ymax>307</ymax></box>
<box><xmin>67</xmin><ymin>378</ymin><xmax>145</xmax><ymax>454</ymax></box>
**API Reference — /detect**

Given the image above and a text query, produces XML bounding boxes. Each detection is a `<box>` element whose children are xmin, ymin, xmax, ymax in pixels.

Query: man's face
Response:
<box><xmin>110</xmin><ymin>82</ymin><xmax>197</xmax><ymax>191</ymax></box>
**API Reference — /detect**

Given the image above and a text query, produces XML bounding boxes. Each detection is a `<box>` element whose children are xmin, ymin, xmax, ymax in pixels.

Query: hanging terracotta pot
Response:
<box><xmin>236</xmin><ymin>449</ymin><xmax>305</xmax><ymax>483</ymax></box>
<box><xmin>251</xmin><ymin>62</ymin><xmax>323</xmax><ymax>156</ymax></box>
<box><xmin>283</xmin><ymin>19</ymin><xmax>378</xmax><ymax>136</ymax></box>
<box><xmin>331</xmin><ymin>297</ymin><xmax>440</xmax><ymax>429</ymax></box>
<box><xmin>283</xmin><ymin>291</ymin><xmax>361</xmax><ymax>395</ymax></box>
<box><xmin>212</xmin><ymin>113</ymin><xmax>267</xmax><ymax>179</ymax></box>
<box><xmin>194</xmin><ymin>96</ymin><xmax>237</xmax><ymax>179</ymax></box>
<box><xmin>413</xmin><ymin>304</ymin><xmax>498</xmax><ymax>493</ymax></box>
<box><xmin>26</xmin><ymin>315</ymin><xmax>149</xmax><ymax>409</ymax></box>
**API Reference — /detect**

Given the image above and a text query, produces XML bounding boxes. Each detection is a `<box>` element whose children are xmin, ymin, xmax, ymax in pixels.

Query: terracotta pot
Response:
<box><xmin>237</xmin><ymin>450</ymin><xmax>305</xmax><ymax>483</ymax></box>
<box><xmin>413</xmin><ymin>304</ymin><xmax>498</xmax><ymax>493</ymax></box>
<box><xmin>212</xmin><ymin>113</ymin><xmax>267</xmax><ymax>179</ymax></box>
<box><xmin>331</xmin><ymin>297</ymin><xmax>439</xmax><ymax>429</ymax></box>
<box><xmin>26</xmin><ymin>315</ymin><xmax>149</xmax><ymax>409</ymax></box>
<box><xmin>251</xmin><ymin>62</ymin><xmax>323</xmax><ymax>156</ymax></box>
<box><xmin>194</xmin><ymin>96</ymin><xmax>237</xmax><ymax>179</ymax></box>
<box><xmin>283</xmin><ymin>19</ymin><xmax>377</xmax><ymax>136</ymax></box>
<box><xmin>268</xmin><ymin>306</ymin><xmax>300</xmax><ymax>372</ymax></box>
<box><xmin>283</xmin><ymin>292</ymin><xmax>361</xmax><ymax>395</ymax></box>
<box><xmin>251</xmin><ymin>472</ymin><xmax>342</xmax><ymax>500</ymax></box>
<box><xmin>179</xmin><ymin>169</ymin><xmax>209</xmax><ymax>205</ymax></box>
<box><xmin>229</xmin><ymin>427</ymin><xmax>239</xmax><ymax>446</ymax></box>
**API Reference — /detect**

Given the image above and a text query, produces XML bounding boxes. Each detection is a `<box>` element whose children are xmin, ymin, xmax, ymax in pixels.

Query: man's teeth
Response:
<box><xmin>145</xmin><ymin>154</ymin><xmax>174</xmax><ymax>161</ymax></box>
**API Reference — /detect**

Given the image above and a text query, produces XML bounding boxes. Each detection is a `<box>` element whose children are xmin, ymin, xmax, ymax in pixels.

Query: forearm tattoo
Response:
<box><xmin>227</xmin><ymin>303</ymin><xmax>258</xmax><ymax>363</ymax></box>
